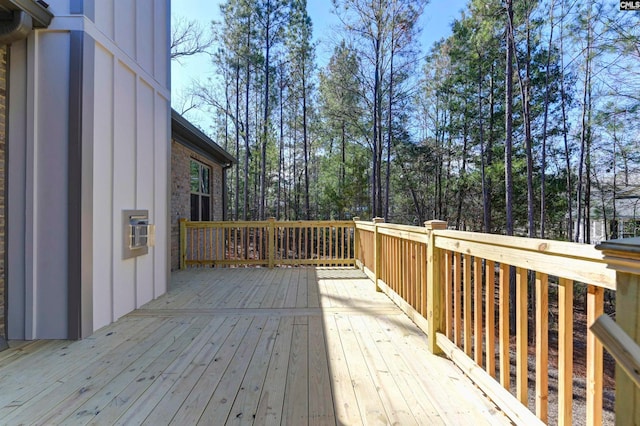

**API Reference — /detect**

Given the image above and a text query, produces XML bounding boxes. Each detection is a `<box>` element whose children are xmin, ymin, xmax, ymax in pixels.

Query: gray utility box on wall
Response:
<box><xmin>123</xmin><ymin>210</ymin><xmax>155</xmax><ymax>259</ymax></box>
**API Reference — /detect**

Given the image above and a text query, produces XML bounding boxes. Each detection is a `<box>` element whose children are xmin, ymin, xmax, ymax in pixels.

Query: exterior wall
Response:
<box><xmin>0</xmin><ymin>45</ymin><xmax>5</xmax><ymax>342</ymax></box>
<box><xmin>6</xmin><ymin>0</ymin><xmax>171</xmax><ymax>339</ymax></box>
<box><xmin>8</xmin><ymin>33</ymin><xmax>72</xmax><ymax>339</ymax></box>
<box><xmin>170</xmin><ymin>140</ymin><xmax>224</xmax><ymax>271</ymax></box>
<box><xmin>83</xmin><ymin>0</ymin><xmax>171</xmax><ymax>332</ymax></box>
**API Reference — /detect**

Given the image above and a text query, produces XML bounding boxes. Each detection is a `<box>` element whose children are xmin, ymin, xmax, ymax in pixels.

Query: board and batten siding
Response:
<box><xmin>6</xmin><ymin>0</ymin><xmax>171</xmax><ymax>339</ymax></box>
<box><xmin>0</xmin><ymin>45</ymin><xmax>6</xmax><ymax>343</ymax></box>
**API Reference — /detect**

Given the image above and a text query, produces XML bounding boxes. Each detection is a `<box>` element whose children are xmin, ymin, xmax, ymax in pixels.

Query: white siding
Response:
<box><xmin>33</xmin><ymin>33</ymin><xmax>70</xmax><ymax>338</ymax></box>
<box><xmin>7</xmin><ymin>0</ymin><xmax>170</xmax><ymax>338</ymax></box>
<box><xmin>154</xmin><ymin>94</ymin><xmax>170</xmax><ymax>298</ymax></box>
<box><xmin>136</xmin><ymin>79</ymin><xmax>156</xmax><ymax>308</ymax></box>
<box><xmin>92</xmin><ymin>45</ymin><xmax>115</xmax><ymax>330</ymax></box>
<box><xmin>7</xmin><ymin>40</ymin><xmax>28</xmax><ymax>339</ymax></box>
<box><xmin>94</xmin><ymin>1</ymin><xmax>115</xmax><ymax>40</ymax></box>
<box><xmin>90</xmin><ymin>0</ymin><xmax>170</xmax><ymax>328</ymax></box>
<box><xmin>114</xmin><ymin>0</ymin><xmax>136</xmax><ymax>60</ymax></box>
<box><xmin>112</xmin><ymin>62</ymin><xmax>137</xmax><ymax>320</ymax></box>
<box><xmin>136</xmin><ymin>0</ymin><xmax>155</xmax><ymax>74</ymax></box>
<box><xmin>154</xmin><ymin>0</ymin><xmax>169</xmax><ymax>88</ymax></box>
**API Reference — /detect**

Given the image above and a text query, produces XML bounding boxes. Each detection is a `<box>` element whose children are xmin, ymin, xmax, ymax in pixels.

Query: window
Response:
<box><xmin>190</xmin><ymin>160</ymin><xmax>211</xmax><ymax>221</ymax></box>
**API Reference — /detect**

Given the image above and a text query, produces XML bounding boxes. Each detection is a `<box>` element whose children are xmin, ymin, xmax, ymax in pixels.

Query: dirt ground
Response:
<box><xmin>498</xmin><ymin>294</ymin><xmax>616</xmax><ymax>425</ymax></box>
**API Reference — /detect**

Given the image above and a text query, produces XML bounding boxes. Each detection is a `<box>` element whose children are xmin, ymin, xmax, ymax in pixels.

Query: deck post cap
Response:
<box><xmin>596</xmin><ymin>237</ymin><xmax>640</xmax><ymax>274</ymax></box>
<box><xmin>424</xmin><ymin>220</ymin><xmax>447</xmax><ymax>230</ymax></box>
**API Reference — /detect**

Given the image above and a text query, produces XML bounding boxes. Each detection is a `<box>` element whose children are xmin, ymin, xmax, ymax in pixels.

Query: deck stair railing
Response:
<box><xmin>179</xmin><ymin>218</ymin><xmax>640</xmax><ymax>425</ymax></box>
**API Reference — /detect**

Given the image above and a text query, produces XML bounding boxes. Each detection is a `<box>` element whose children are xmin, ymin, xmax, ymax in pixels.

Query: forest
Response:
<box><xmin>172</xmin><ymin>0</ymin><xmax>640</xmax><ymax>243</ymax></box>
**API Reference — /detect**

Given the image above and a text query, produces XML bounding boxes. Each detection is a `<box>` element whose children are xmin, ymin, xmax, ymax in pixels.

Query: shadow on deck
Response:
<box><xmin>0</xmin><ymin>267</ymin><xmax>511</xmax><ymax>425</ymax></box>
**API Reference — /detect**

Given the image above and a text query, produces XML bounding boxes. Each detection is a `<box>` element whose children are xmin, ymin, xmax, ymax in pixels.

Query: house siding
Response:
<box><xmin>0</xmin><ymin>45</ymin><xmax>5</xmax><ymax>341</ymax></box>
<box><xmin>5</xmin><ymin>0</ymin><xmax>170</xmax><ymax>340</ymax></box>
<box><xmin>170</xmin><ymin>140</ymin><xmax>224</xmax><ymax>271</ymax></box>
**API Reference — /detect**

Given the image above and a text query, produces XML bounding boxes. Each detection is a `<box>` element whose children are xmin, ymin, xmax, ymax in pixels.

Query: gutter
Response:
<box><xmin>0</xmin><ymin>0</ymin><xmax>53</xmax><ymax>44</ymax></box>
<box><xmin>1</xmin><ymin>0</ymin><xmax>52</xmax><ymax>28</ymax></box>
<box><xmin>0</xmin><ymin>10</ymin><xmax>32</xmax><ymax>44</ymax></box>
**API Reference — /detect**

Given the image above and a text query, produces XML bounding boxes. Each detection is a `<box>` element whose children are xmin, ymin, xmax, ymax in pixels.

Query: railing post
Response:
<box><xmin>268</xmin><ymin>217</ymin><xmax>276</xmax><ymax>269</ymax></box>
<box><xmin>596</xmin><ymin>237</ymin><xmax>640</xmax><ymax>424</ymax></box>
<box><xmin>373</xmin><ymin>217</ymin><xmax>385</xmax><ymax>292</ymax></box>
<box><xmin>179</xmin><ymin>218</ymin><xmax>187</xmax><ymax>270</ymax></box>
<box><xmin>425</xmin><ymin>220</ymin><xmax>448</xmax><ymax>355</ymax></box>
<box><xmin>353</xmin><ymin>217</ymin><xmax>360</xmax><ymax>268</ymax></box>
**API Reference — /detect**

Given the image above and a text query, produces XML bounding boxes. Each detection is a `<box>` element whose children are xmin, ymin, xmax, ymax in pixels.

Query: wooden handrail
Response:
<box><xmin>433</xmin><ymin>230</ymin><xmax>615</xmax><ymax>290</ymax></box>
<box><xmin>590</xmin><ymin>314</ymin><xmax>640</xmax><ymax>389</ymax></box>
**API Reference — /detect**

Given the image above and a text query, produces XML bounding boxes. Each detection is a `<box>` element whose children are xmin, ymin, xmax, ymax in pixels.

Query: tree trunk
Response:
<box><xmin>243</xmin><ymin>15</ymin><xmax>251</xmax><ymax>222</ymax></box>
<box><xmin>505</xmin><ymin>0</ymin><xmax>516</xmax><ymax>334</ymax></box>
<box><xmin>260</xmin><ymin>1</ymin><xmax>271</xmax><ymax>221</ymax></box>
<box><xmin>235</xmin><ymin>59</ymin><xmax>240</xmax><ymax>221</ymax></box>
<box><xmin>505</xmin><ymin>0</ymin><xmax>514</xmax><ymax>237</ymax></box>
<box><xmin>585</xmin><ymin>70</ymin><xmax>592</xmax><ymax>243</ymax></box>
<box><xmin>559</xmin><ymin>0</ymin><xmax>572</xmax><ymax>241</ymax></box>
<box><xmin>340</xmin><ymin>120</ymin><xmax>346</xmax><ymax>219</ymax></box>
<box><xmin>277</xmin><ymin>62</ymin><xmax>284</xmax><ymax>220</ymax></box>
<box><xmin>510</xmin><ymin>5</ymin><xmax>534</xmax><ymax>238</ymax></box>
<box><xmin>303</xmin><ymin>61</ymin><xmax>310</xmax><ymax>220</ymax></box>
<box><xmin>478</xmin><ymin>53</ymin><xmax>489</xmax><ymax>233</ymax></box>
<box><xmin>384</xmin><ymin>34</ymin><xmax>395</xmax><ymax>221</ymax></box>
<box><xmin>540</xmin><ymin>0</ymin><xmax>556</xmax><ymax>239</ymax></box>
<box><xmin>575</xmin><ymin>14</ymin><xmax>592</xmax><ymax>242</ymax></box>
<box><xmin>456</xmin><ymin>110</ymin><xmax>469</xmax><ymax>230</ymax></box>
<box><xmin>372</xmin><ymin>34</ymin><xmax>381</xmax><ymax>218</ymax></box>
<box><xmin>486</xmin><ymin>64</ymin><xmax>495</xmax><ymax>233</ymax></box>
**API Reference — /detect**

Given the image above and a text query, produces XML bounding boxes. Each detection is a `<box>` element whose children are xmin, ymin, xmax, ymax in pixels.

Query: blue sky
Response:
<box><xmin>171</xmin><ymin>0</ymin><xmax>463</xmax><ymax>118</ymax></box>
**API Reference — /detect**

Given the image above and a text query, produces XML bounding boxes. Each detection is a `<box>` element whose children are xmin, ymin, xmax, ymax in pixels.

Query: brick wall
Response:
<box><xmin>0</xmin><ymin>45</ymin><xmax>6</xmax><ymax>341</ymax></box>
<box><xmin>170</xmin><ymin>140</ymin><xmax>224</xmax><ymax>271</ymax></box>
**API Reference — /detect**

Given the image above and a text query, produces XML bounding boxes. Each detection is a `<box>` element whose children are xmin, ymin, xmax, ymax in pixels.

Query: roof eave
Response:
<box><xmin>171</xmin><ymin>110</ymin><xmax>237</xmax><ymax>166</ymax></box>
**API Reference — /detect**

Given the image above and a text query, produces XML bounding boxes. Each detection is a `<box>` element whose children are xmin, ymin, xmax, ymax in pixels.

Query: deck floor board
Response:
<box><xmin>0</xmin><ymin>267</ymin><xmax>510</xmax><ymax>425</ymax></box>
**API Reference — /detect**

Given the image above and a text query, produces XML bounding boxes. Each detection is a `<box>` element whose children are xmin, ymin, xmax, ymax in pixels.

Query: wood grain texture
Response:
<box><xmin>0</xmin><ymin>267</ymin><xmax>510</xmax><ymax>425</ymax></box>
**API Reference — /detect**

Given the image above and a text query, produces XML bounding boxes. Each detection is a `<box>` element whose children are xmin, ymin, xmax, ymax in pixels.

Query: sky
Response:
<box><xmin>170</xmin><ymin>0</ymin><xmax>464</xmax><ymax>125</ymax></box>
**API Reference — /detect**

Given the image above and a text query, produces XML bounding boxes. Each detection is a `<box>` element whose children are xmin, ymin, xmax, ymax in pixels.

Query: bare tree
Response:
<box><xmin>171</xmin><ymin>16</ymin><xmax>214</xmax><ymax>61</ymax></box>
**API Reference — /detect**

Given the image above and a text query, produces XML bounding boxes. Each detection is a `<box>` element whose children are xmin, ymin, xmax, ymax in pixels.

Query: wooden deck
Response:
<box><xmin>0</xmin><ymin>267</ymin><xmax>511</xmax><ymax>425</ymax></box>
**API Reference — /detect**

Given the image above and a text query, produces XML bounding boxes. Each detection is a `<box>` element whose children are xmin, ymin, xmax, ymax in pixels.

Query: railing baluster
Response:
<box><xmin>410</xmin><ymin>240</ymin><xmax>415</xmax><ymax>306</ymax></box>
<box><xmin>411</xmin><ymin>242</ymin><xmax>421</xmax><ymax>312</ymax></box>
<box><xmin>558</xmin><ymin>277</ymin><xmax>574</xmax><ymax>425</ymax></box>
<box><xmin>329</xmin><ymin>226</ymin><xmax>333</xmax><ymax>262</ymax></box>
<box><xmin>464</xmin><ymin>253</ymin><xmax>472</xmax><ymax>356</ymax></box>
<box><xmin>445</xmin><ymin>251</ymin><xmax>453</xmax><ymax>340</ymax></box>
<box><xmin>190</xmin><ymin>227</ymin><xmax>194</xmax><ymax>266</ymax></box>
<box><xmin>535</xmin><ymin>272</ymin><xmax>549</xmax><ymax>422</ymax></box>
<box><xmin>586</xmin><ymin>284</ymin><xmax>604</xmax><ymax>426</ymax></box>
<box><xmin>399</xmin><ymin>237</ymin><xmax>403</xmax><ymax>297</ymax></box>
<box><xmin>474</xmin><ymin>256</ymin><xmax>483</xmax><ymax>366</ymax></box>
<box><xmin>315</xmin><ymin>225</ymin><xmax>320</xmax><ymax>266</ymax></box>
<box><xmin>516</xmin><ymin>267</ymin><xmax>528</xmax><ymax>404</ymax></box>
<box><xmin>485</xmin><ymin>259</ymin><xmax>495</xmax><ymax>378</ymax></box>
<box><xmin>499</xmin><ymin>263</ymin><xmax>510</xmax><ymax>391</ymax></box>
<box><xmin>418</xmin><ymin>242</ymin><xmax>424</xmax><ymax>316</ymax></box>
<box><xmin>454</xmin><ymin>251</ymin><xmax>462</xmax><ymax>347</ymax></box>
<box><xmin>205</xmin><ymin>226</ymin><xmax>209</xmax><ymax>262</ymax></box>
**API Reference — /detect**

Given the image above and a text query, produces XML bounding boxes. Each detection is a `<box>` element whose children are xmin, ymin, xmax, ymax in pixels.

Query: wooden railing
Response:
<box><xmin>179</xmin><ymin>218</ymin><xmax>354</xmax><ymax>268</ymax></box>
<box><xmin>354</xmin><ymin>219</ymin><xmax>618</xmax><ymax>426</ymax></box>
